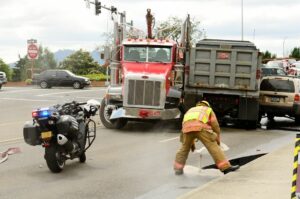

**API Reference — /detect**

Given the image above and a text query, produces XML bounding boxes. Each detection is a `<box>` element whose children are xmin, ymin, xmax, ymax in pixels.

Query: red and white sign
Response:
<box><xmin>27</xmin><ymin>41</ymin><xmax>39</xmax><ymax>60</ymax></box>
<box><xmin>217</xmin><ymin>52</ymin><xmax>230</xmax><ymax>60</ymax></box>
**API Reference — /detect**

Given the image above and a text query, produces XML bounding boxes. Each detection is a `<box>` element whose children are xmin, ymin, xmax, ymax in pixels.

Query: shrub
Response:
<box><xmin>25</xmin><ymin>79</ymin><xmax>32</xmax><ymax>85</ymax></box>
<box><xmin>82</xmin><ymin>73</ymin><xmax>109</xmax><ymax>81</ymax></box>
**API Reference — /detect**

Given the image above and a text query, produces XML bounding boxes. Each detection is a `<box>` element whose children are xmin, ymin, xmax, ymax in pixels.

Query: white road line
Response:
<box><xmin>0</xmin><ymin>89</ymin><xmax>38</xmax><ymax>94</ymax></box>
<box><xmin>37</xmin><ymin>90</ymin><xmax>99</xmax><ymax>97</ymax></box>
<box><xmin>0</xmin><ymin>97</ymin><xmax>55</xmax><ymax>102</ymax></box>
<box><xmin>0</xmin><ymin>137</ymin><xmax>23</xmax><ymax>144</ymax></box>
<box><xmin>0</xmin><ymin>121</ymin><xmax>25</xmax><ymax>127</ymax></box>
<box><xmin>159</xmin><ymin>136</ymin><xmax>179</xmax><ymax>143</ymax></box>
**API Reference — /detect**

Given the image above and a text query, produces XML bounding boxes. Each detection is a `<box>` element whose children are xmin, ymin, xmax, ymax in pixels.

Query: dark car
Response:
<box><xmin>33</xmin><ymin>70</ymin><xmax>90</xmax><ymax>89</ymax></box>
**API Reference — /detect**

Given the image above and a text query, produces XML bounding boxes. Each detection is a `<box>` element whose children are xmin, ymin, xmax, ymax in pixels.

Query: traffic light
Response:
<box><xmin>95</xmin><ymin>0</ymin><xmax>101</xmax><ymax>15</ymax></box>
<box><xmin>111</xmin><ymin>6</ymin><xmax>117</xmax><ymax>14</ymax></box>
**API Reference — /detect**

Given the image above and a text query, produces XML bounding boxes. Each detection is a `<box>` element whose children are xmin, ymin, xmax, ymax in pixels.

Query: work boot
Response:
<box><xmin>223</xmin><ymin>165</ymin><xmax>240</xmax><ymax>174</ymax></box>
<box><xmin>174</xmin><ymin>169</ymin><xmax>184</xmax><ymax>175</ymax></box>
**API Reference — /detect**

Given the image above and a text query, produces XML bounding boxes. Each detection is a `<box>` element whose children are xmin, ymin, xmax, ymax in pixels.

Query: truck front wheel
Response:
<box><xmin>99</xmin><ymin>98</ymin><xmax>127</xmax><ymax>129</ymax></box>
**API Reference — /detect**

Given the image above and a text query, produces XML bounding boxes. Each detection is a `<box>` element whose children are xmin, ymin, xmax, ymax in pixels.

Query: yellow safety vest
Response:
<box><xmin>183</xmin><ymin>106</ymin><xmax>212</xmax><ymax>124</ymax></box>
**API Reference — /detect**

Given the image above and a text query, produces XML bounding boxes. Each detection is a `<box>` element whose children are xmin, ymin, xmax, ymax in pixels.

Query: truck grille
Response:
<box><xmin>127</xmin><ymin>79</ymin><xmax>162</xmax><ymax>107</ymax></box>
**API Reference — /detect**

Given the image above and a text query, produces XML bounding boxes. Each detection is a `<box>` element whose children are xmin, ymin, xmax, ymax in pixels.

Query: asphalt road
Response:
<box><xmin>0</xmin><ymin>86</ymin><xmax>298</xmax><ymax>199</ymax></box>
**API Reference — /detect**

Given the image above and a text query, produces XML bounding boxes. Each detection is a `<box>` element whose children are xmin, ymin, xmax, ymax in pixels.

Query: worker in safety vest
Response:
<box><xmin>173</xmin><ymin>100</ymin><xmax>240</xmax><ymax>175</ymax></box>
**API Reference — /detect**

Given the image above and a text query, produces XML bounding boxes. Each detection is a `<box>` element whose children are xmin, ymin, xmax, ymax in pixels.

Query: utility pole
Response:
<box><xmin>241</xmin><ymin>0</ymin><xmax>244</xmax><ymax>41</ymax></box>
<box><xmin>283</xmin><ymin>37</ymin><xmax>287</xmax><ymax>58</ymax></box>
<box><xmin>84</xmin><ymin>0</ymin><xmax>129</xmax><ymax>86</ymax></box>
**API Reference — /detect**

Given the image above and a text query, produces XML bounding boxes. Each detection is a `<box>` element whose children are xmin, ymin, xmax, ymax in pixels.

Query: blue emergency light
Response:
<box><xmin>32</xmin><ymin>108</ymin><xmax>51</xmax><ymax>118</ymax></box>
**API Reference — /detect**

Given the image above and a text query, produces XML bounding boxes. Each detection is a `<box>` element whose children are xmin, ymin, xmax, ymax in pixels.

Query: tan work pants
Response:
<box><xmin>174</xmin><ymin>130</ymin><xmax>231</xmax><ymax>171</ymax></box>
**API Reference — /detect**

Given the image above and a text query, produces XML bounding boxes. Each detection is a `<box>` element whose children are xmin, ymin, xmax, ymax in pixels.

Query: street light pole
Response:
<box><xmin>241</xmin><ymin>0</ymin><xmax>244</xmax><ymax>41</ymax></box>
<box><xmin>283</xmin><ymin>37</ymin><xmax>287</xmax><ymax>58</ymax></box>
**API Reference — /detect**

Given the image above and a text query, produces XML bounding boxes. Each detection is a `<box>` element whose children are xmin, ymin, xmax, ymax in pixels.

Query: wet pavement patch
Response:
<box><xmin>202</xmin><ymin>153</ymin><xmax>267</xmax><ymax>169</ymax></box>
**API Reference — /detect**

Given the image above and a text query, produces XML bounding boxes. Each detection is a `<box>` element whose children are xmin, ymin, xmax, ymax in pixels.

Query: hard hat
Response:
<box><xmin>196</xmin><ymin>100</ymin><xmax>210</xmax><ymax>107</ymax></box>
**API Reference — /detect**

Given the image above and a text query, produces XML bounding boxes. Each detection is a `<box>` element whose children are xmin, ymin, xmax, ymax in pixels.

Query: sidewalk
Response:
<box><xmin>178</xmin><ymin>142</ymin><xmax>294</xmax><ymax>199</ymax></box>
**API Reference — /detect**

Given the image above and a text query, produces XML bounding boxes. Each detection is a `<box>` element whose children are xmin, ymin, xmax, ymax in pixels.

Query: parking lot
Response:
<box><xmin>0</xmin><ymin>86</ymin><xmax>299</xmax><ymax>199</ymax></box>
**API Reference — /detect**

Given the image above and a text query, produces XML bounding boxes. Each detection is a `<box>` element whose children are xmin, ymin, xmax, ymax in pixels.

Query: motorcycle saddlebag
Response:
<box><xmin>23</xmin><ymin>121</ymin><xmax>41</xmax><ymax>146</ymax></box>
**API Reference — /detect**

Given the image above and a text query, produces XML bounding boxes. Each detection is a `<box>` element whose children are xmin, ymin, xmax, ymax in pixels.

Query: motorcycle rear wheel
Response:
<box><xmin>79</xmin><ymin>152</ymin><xmax>86</xmax><ymax>163</ymax></box>
<box><xmin>45</xmin><ymin>145</ymin><xmax>65</xmax><ymax>173</ymax></box>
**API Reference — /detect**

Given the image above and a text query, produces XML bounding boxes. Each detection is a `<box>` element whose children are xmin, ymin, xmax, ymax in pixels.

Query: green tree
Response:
<box><xmin>155</xmin><ymin>16</ymin><xmax>201</xmax><ymax>44</ymax></box>
<box><xmin>262</xmin><ymin>50</ymin><xmax>277</xmax><ymax>60</ymax></box>
<box><xmin>35</xmin><ymin>45</ymin><xmax>57</xmax><ymax>70</ymax></box>
<box><xmin>290</xmin><ymin>47</ymin><xmax>300</xmax><ymax>59</ymax></box>
<box><xmin>0</xmin><ymin>59</ymin><xmax>11</xmax><ymax>81</ymax></box>
<box><xmin>262</xmin><ymin>50</ymin><xmax>271</xmax><ymax>59</ymax></box>
<box><xmin>59</xmin><ymin>49</ymin><xmax>100</xmax><ymax>75</ymax></box>
<box><xmin>12</xmin><ymin>56</ymin><xmax>28</xmax><ymax>81</ymax></box>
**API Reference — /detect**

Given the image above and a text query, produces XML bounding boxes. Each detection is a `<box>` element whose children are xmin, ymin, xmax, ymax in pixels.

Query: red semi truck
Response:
<box><xmin>99</xmin><ymin>10</ymin><xmax>261</xmax><ymax>129</ymax></box>
<box><xmin>99</xmin><ymin>39</ymin><xmax>183</xmax><ymax>128</ymax></box>
<box><xmin>99</xmin><ymin>10</ymin><xmax>183</xmax><ymax>129</ymax></box>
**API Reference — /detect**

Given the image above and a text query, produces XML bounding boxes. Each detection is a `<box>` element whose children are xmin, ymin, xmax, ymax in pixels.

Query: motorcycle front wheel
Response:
<box><xmin>79</xmin><ymin>152</ymin><xmax>86</xmax><ymax>163</ymax></box>
<box><xmin>45</xmin><ymin>145</ymin><xmax>65</xmax><ymax>173</ymax></box>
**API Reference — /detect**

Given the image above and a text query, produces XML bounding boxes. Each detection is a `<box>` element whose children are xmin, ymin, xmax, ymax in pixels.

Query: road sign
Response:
<box><xmin>27</xmin><ymin>43</ymin><xmax>39</xmax><ymax>60</ymax></box>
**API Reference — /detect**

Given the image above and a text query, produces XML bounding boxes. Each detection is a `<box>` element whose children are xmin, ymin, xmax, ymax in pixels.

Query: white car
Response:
<box><xmin>0</xmin><ymin>71</ymin><xmax>7</xmax><ymax>89</ymax></box>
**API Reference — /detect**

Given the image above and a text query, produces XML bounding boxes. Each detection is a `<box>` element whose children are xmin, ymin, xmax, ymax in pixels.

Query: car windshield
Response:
<box><xmin>262</xmin><ymin>68</ymin><xmax>286</xmax><ymax>76</ymax></box>
<box><xmin>124</xmin><ymin>46</ymin><xmax>172</xmax><ymax>63</ymax></box>
<box><xmin>260</xmin><ymin>79</ymin><xmax>295</xmax><ymax>92</ymax></box>
<box><xmin>294</xmin><ymin>63</ymin><xmax>300</xmax><ymax>69</ymax></box>
<box><xmin>66</xmin><ymin>70</ymin><xmax>76</xmax><ymax>76</ymax></box>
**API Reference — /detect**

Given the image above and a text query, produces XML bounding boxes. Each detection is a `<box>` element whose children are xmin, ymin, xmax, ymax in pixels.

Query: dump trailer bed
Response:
<box><xmin>183</xmin><ymin>39</ymin><xmax>261</xmax><ymax>127</ymax></box>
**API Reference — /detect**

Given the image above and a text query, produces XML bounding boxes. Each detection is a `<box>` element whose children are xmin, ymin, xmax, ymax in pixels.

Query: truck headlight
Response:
<box><xmin>108</xmin><ymin>94</ymin><xmax>122</xmax><ymax>101</ymax></box>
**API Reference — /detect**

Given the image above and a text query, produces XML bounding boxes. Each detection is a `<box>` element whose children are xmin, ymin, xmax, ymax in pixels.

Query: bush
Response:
<box><xmin>25</xmin><ymin>79</ymin><xmax>32</xmax><ymax>85</ymax></box>
<box><xmin>82</xmin><ymin>73</ymin><xmax>109</xmax><ymax>81</ymax></box>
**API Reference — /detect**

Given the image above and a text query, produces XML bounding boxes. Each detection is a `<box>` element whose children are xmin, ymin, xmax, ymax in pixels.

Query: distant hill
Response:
<box><xmin>54</xmin><ymin>49</ymin><xmax>104</xmax><ymax>65</ymax></box>
<box><xmin>54</xmin><ymin>49</ymin><xmax>75</xmax><ymax>63</ymax></box>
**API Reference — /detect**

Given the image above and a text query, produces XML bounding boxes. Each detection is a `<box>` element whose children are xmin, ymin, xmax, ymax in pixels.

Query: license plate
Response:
<box><xmin>41</xmin><ymin>131</ymin><xmax>52</xmax><ymax>139</ymax></box>
<box><xmin>270</xmin><ymin>97</ymin><xmax>280</xmax><ymax>102</ymax></box>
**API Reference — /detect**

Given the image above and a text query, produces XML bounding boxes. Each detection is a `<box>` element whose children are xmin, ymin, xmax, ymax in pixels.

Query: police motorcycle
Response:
<box><xmin>23</xmin><ymin>99</ymin><xmax>100</xmax><ymax>173</ymax></box>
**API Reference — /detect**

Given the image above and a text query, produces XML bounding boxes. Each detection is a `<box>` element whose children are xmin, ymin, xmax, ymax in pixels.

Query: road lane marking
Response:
<box><xmin>37</xmin><ymin>90</ymin><xmax>99</xmax><ymax>97</ymax></box>
<box><xmin>0</xmin><ymin>121</ymin><xmax>25</xmax><ymax>127</ymax></box>
<box><xmin>0</xmin><ymin>137</ymin><xmax>23</xmax><ymax>144</ymax></box>
<box><xmin>0</xmin><ymin>89</ymin><xmax>39</xmax><ymax>94</ymax></box>
<box><xmin>159</xmin><ymin>136</ymin><xmax>179</xmax><ymax>143</ymax></box>
<box><xmin>0</xmin><ymin>97</ymin><xmax>55</xmax><ymax>102</ymax></box>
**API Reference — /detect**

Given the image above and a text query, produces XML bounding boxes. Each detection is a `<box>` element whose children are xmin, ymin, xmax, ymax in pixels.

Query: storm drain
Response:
<box><xmin>202</xmin><ymin>153</ymin><xmax>267</xmax><ymax>169</ymax></box>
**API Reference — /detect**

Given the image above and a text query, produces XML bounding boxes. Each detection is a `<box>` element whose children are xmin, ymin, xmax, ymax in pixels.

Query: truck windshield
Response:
<box><xmin>124</xmin><ymin>46</ymin><xmax>171</xmax><ymax>63</ymax></box>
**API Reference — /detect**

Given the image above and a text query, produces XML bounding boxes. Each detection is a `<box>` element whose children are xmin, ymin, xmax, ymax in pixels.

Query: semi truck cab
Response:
<box><xmin>99</xmin><ymin>39</ymin><xmax>182</xmax><ymax>129</ymax></box>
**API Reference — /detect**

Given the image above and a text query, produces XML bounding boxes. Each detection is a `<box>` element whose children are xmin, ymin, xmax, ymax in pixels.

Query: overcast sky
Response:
<box><xmin>0</xmin><ymin>0</ymin><xmax>299</xmax><ymax>63</ymax></box>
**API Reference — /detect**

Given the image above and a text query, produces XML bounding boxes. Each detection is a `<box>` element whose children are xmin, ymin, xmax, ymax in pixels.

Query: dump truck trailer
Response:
<box><xmin>183</xmin><ymin>39</ymin><xmax>261</xmax><ymax>128</ymax></box>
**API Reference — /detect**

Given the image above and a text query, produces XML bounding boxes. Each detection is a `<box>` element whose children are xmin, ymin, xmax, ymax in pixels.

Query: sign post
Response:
<box><xmin>27</xmin><ymin>39</ymin><xmax>38</xmax><ymax>79</ymax></box>
<box><xmin>291</xmin><ymin>134</ymin><xmax>300</xmax><ymax>199</ymax></box>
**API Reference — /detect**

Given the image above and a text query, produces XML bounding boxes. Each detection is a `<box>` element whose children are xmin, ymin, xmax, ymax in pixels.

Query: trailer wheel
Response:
<box><xmin>99</xmin><ymin>98</ymin><xmax>127</xmax><ymax>129</ymax></box>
